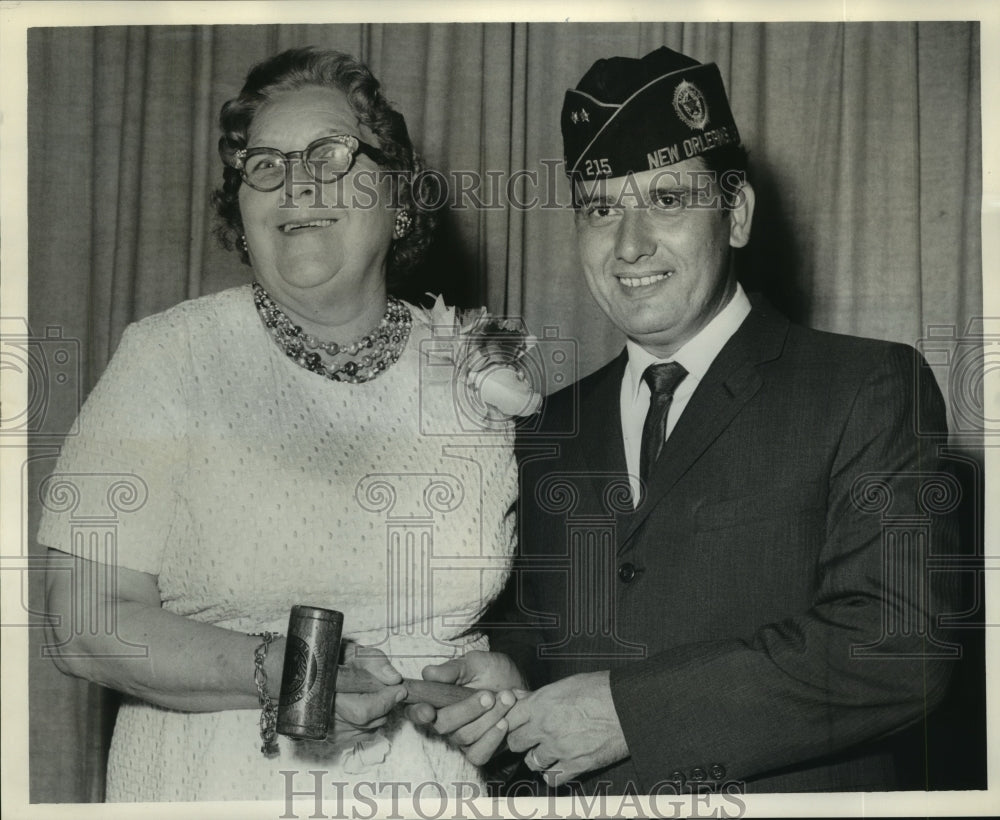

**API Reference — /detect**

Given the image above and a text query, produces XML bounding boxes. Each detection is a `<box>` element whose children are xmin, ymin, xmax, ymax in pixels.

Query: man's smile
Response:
<box><xmin>616</xmin><ymin>271</ymin><xmax>674</xmax><ymax>289</ymax></box>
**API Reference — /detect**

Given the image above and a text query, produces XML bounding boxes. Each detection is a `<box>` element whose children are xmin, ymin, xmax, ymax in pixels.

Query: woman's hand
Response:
<box><xmin>404</xmin><ymin>651</ymin><xmax>528</xmax><ymax>765</ymax></box>
<box><xmin>329</xmin><ymin>643</ymin><xmax>406</xmax><ymax>745</ymax></box>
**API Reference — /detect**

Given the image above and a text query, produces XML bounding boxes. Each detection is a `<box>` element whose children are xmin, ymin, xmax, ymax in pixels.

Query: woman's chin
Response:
<box><xmin>265</xmin><ymin>264</ymin><xmax>344</xmax><ymax>293</ymax></box>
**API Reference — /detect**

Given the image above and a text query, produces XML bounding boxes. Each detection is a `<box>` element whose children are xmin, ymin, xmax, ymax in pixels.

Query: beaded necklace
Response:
<box><xmin>252</xmin><ymin>282</ymin><xmax>412</xmax><ymax>384</ymax></box>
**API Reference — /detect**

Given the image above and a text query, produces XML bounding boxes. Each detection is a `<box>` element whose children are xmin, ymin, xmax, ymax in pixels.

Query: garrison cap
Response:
<box><xmin>562</xmin><ymin>46</ymin><xmax>741</xmax><ymax>180</ymax></box>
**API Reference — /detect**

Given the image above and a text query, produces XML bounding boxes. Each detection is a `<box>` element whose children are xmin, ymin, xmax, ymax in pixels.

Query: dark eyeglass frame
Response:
<box><xmin>232</xmin><ymin>134</ymin><xmax>388</xmax><ymax>192</ymax></box>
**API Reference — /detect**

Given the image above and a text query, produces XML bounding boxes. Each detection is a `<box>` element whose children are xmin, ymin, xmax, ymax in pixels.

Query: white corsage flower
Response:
<box><xmin>419</xmin><ymin>294</ymin><xmax>542</xmax><ymax>423</ymax></box>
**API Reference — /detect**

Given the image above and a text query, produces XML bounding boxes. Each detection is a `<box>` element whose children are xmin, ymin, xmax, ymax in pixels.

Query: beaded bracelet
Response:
<box><xmin>252</xmin><ymin>632</ymin><xmax>280</xmax><ymax>758</ymax></box>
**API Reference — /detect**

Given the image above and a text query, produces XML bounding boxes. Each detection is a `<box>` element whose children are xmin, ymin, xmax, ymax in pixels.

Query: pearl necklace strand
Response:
<box><xmin>252</xmin><ymin>282</ymin><xmax>412</xmax><ymax>384</ymax></box>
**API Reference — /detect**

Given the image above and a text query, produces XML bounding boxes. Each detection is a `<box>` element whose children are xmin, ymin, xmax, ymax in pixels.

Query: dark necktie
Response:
<box><xmin>639</xmin><ymin>362</ymin><xmax>688</xmax><ymax>488</ymax></box>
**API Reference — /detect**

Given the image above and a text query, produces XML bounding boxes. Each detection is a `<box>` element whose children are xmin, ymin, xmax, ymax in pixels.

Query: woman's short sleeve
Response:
<box><xmin>36</xmin><ymin>320</ymin><xmax>188</xmax><ymax>577</ymax></box>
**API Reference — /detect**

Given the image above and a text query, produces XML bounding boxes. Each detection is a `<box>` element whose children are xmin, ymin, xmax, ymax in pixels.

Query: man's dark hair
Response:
<box><xmin>700</xmin><ymin>143</ymin><xmax>751</xmax><ymax>212</ymax></box>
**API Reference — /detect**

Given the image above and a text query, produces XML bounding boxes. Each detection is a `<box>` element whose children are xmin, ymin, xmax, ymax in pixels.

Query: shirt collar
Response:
<box><xmin>624</xmin><ymin>283</ymin><xmax>752</xmax><ymax>401</ymax></box>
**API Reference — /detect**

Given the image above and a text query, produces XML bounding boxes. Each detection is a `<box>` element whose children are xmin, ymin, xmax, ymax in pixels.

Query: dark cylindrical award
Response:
<box><xmin>276</xmin><ymin>605</ymin><xmax>344</xmax><ymax>740</ymax></box>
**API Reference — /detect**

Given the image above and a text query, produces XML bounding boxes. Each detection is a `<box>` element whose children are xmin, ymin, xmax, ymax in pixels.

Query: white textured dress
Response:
<box><xmin>37</xmin><ymin>285</ymin><xmax>518</xmax><ymax>802</ymax></box>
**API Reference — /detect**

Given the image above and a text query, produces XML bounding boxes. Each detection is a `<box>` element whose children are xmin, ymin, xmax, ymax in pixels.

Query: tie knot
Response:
<box><xmin>643</xmin><ymin>361</ymin><xmax>688</xmax><ymax>397</ymax></box>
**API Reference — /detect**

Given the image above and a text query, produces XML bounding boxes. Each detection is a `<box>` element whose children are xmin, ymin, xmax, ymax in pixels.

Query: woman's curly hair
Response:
<box><xmin>212</xmin><ymin>47</ymin><xmax>436</xmax><ymax>289</ymax></box>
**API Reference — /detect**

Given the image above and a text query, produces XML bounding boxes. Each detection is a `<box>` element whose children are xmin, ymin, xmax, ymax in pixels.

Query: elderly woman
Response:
<box><xmin>40</xmin><ymin>47</ymin><xmax>520</xmax><ymax>802</ymax></box>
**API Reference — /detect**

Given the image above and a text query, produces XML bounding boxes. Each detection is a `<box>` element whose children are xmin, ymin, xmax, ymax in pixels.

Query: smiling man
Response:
<box><xmin>409</xmin><ymin>45</ymin><xmax>959</xmax><ymax>795</ymax></box>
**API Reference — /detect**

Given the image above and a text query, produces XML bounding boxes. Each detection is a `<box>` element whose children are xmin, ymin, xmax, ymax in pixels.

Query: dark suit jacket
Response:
<box><xmin>489</xmin><ymin>298</ymin><xmax>959</xmax><ymax>793</ymax></box>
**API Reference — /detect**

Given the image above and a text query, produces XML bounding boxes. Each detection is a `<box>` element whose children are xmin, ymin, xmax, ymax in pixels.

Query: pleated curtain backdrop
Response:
<box><xmin>26</xmin><ymin>22</ymin><xmax>981</xmax><ymax>802</ymax></box>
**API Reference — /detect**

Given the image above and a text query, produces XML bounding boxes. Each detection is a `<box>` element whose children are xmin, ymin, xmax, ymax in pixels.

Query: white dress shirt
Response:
<box><xmin>620</xmin><ymin>284</ymin><xmax>752</xmax><ymax>506</ymax></box>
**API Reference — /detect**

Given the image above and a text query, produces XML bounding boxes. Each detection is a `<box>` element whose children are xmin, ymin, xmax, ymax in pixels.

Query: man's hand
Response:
<box><xmin>505</xmin><ymin>671</ymin><xmax>628</xmax><ymax>787</ymax></box>
<box><xmin>405</xmin><ymin>651</ymin><xmax>527</xmax><ymax>765</ymax></box>
<box><xmin>330</xmin><ymin>644</ymin><xmax>406</xmax><ymax>745</ymax></box>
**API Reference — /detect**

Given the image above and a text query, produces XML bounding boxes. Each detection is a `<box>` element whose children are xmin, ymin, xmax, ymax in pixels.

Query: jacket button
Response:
<box><xmin>618</xmin><ymin>562</ymin><xmax>637</xmax><ymax>582</ymax></box>
<box><xmin>669</xmin><ymin>770</ymin><xmax>685</xmax><ymax>783</ymax></box>
<box><xmin>710</xmin><ymin>764</ymin><xmax>726</xmax><ymax>780</ymax></box>
<box><xmin>690</xmin><ymin>767</ymin><xmax>707</xmax><ymax>781</ymax></box>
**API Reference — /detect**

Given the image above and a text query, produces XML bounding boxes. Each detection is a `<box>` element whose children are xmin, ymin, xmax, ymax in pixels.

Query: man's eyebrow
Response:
<box><xmin>578</xmin><ymin>193</ymin><xmax>614</xmax><ymax>207</ymax></box>
<box><xmin>648</xmin><ymin>181</ymin><xmax>694</xmax><ymax>193</ymax></box>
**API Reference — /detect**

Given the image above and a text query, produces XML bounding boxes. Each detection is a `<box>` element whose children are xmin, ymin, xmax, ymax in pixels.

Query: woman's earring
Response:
<box><xmin>393</xmin><ymin>211</ymin><xmax>413</xmax><ymax>240</ymax></box>
<box><xmin>239</xmin><ymin>234</ymin><xmax>249</xmax><ymax>254</ymax></box>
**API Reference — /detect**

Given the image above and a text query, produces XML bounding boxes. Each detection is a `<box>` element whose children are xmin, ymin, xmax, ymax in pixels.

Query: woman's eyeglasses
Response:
<box><xmin>232</xmin><ymin>134</ymin><xmax>387</xmax><ymax>192</ymax></box>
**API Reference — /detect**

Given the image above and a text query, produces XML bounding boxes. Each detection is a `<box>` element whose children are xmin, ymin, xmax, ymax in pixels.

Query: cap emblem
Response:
<box><xmin>672</xmin><ymin>79</ymin><xmax>709</xmax><ymax>130</ymax></box>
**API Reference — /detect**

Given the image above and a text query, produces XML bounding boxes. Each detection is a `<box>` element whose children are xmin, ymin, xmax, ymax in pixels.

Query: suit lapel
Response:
<box><xmin>617</xmin><ymin>302</ymin><xmax>789</xmax><ymax>549</ymax></box>
<box><xmin>578</xmin><ymin>350</ymin><xmax>629</xmax><ymax>479</ymax></box>
<box><xmin>563</xmin><ymin>350</ymin><xmax>646</xmax><ymax>538</ymax></box>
